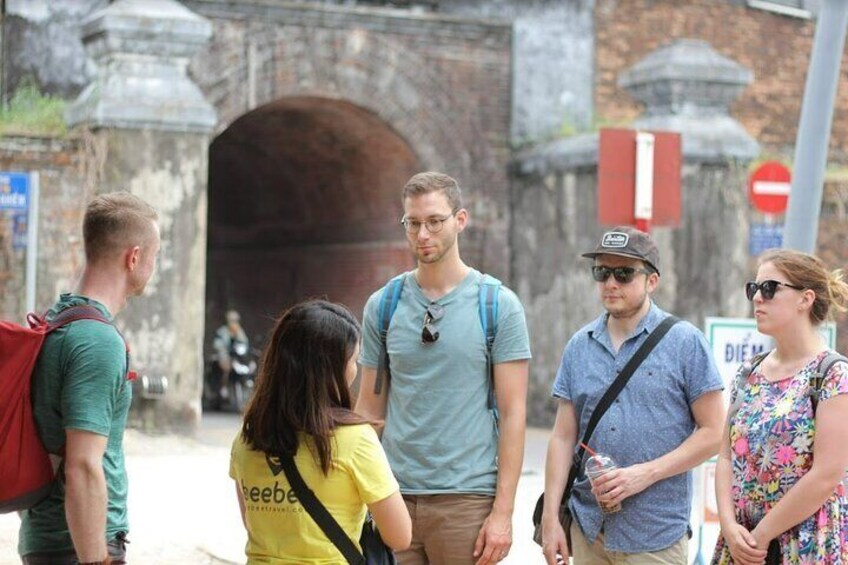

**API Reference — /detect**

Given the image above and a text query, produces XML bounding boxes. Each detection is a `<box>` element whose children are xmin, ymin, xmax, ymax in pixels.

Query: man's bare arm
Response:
<box><xmin>473</xmin><ymin>359</ymin><xmax>528</xmax><ymax>565</ymax></box>
<box><xmin>355</xmin><ymin>366</ymin><xmax>389</xmax><ymax>427</ymax></box>
<box><xmin>541</xmin><ymin>399</ymin><xmax>578</xmax><ymax>565</ymax></box>
<box><xmin>65</xmin><ymin>429</ymin><xmax>109</xmax><ymax>563</ymax></box>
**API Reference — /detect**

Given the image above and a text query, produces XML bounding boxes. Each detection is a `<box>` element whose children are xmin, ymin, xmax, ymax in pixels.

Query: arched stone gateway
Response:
<box><xmin>206</xmin><ymin>96</ymin><xmax>420</xmax><ymax>345</ymax></box>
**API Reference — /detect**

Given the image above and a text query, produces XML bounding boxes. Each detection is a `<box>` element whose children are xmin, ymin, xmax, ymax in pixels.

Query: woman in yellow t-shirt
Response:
<box><xmin>230</xmin><ymin>300</ymin><xmax>411</xmax><ymax>564</ymax></box>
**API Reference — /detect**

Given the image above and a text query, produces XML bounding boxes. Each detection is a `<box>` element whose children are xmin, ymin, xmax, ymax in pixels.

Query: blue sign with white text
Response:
<box><xmin>0</xmin><ymin>172</ymin><xmax>29</xmax><ymax>210</ymax></box>
<box><xmin>749</xmin><ymin>223</ymin><xmax>783</xmax><ymax>256</ymax></box>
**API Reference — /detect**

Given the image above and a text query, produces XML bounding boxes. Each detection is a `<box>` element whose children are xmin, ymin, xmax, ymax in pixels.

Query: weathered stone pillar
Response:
<box><xmin>512</xmin><ymin>39</ymin><xmax>759</xmax><ymax>425</ymax></box>
<box><xmin>66</xmin><ymin>0</ymin><xmax>216</xmax><ymax>433</ymax></box>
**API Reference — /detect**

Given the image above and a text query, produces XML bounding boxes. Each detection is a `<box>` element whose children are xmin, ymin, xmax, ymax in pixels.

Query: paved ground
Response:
<box><xmin>0</xmin><ymin>415</ymin><xmax>552</xmax><ymax>564</ymax></box>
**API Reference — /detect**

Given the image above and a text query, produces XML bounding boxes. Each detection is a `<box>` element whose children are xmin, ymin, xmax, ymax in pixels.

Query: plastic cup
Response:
<box><xmin>585</xmin><ymin>453</ymin><xmax>622</xmax><ymax>513</ymax></box>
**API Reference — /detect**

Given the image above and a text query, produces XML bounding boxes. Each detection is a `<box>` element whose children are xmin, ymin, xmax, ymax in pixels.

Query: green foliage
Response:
<box><xmin>0</xmin><ymin>82</ymin><xmax>67</xmax><ymax>137</ymax></box>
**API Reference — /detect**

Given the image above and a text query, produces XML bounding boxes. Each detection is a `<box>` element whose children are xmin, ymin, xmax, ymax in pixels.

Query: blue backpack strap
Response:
<box><xmin>374</xmin><ymin>274</ymin><xmax>406</xmax><ymax>395</ymax></box>
<box><xmin>811</xmin><ymin>352</ymin><xmax>848</xmax><ymax>415</ymax></box>
<box><xmin>479</xmin><ymin>275</ymin><xmax>502</xmax><ymax>420</ymax></box>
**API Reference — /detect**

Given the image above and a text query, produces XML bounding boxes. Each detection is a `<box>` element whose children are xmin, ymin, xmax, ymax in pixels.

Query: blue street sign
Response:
<box><xmin>0</xmin><ymin>172</ymin><xmax>29</xmax><ymax>210</ymax></box>
<box><xmin>749</xmin><ymin>222</ymin><xmax>783</xmax><ymax>256</ymax></box>
<box><xmin>12</xmin><ymin>212</ymin><xmax>27</xmax><ymax>249</ymax></box>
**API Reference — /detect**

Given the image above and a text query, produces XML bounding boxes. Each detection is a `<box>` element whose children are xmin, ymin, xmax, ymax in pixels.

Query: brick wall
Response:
<box><xmin>0</xmin><ymin>135</ymin><xmax>88</xmax><ymax>320</ymax></box>
<box><xmin>818</xmin><ymin>181</ymin><xmax>848</xmax><ymax>354</ymax></box>
<box><xmin>595</xmin><ymin>0</ymin><xmax>848</xmax><ymax>159</ymax></box>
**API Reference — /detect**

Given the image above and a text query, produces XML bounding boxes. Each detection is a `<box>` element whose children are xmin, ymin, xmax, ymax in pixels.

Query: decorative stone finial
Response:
<box><xmin>618</xmin><ymin>39</ymin><xmax>759</xmax><ymax>161</ymax></box>
<box><xmin>66</xmin><ymin>0</ymin><xmax>216</xmax><ymax>133</ymax></box>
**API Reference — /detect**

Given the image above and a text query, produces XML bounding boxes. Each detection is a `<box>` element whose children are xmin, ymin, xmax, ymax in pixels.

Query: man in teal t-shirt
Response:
<box><xmin>357</xmin><ymin>172</ymin><xmax>531</xmax><ymax>565</ymax></box>
<box><xmin>19</xmin><ymin>192</ymin><xmax>160</xmax><ymax>565</ymax></box>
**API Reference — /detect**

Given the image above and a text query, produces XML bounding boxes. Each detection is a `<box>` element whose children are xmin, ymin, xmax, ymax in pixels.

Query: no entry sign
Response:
<box><xmin>748</xmin><ymin>161</ymin><xmax>791</xmax><ymax>215</ymax></box>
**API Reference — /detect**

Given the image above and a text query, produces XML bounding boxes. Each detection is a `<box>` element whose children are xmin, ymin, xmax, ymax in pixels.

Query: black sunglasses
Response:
<box><xmin>422</xmin><ymin>304</ymin><xmax>445</xmax><ymax>344</ymax></box>
<box><xmin>745</xmin><ymin>279</ymin><xmax>805</xmax><ymax>301</ymax></box>
<box><xmin>591</xmin><ymin>266</ymin><xmax>652</xmax><ymax>284</ymax></box>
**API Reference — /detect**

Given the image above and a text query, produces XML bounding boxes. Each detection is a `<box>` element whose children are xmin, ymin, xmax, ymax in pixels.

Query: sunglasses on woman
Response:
<box><xmin>745</xmin><ymin>279</ymin><xmax>804</xmax><ymax>301</ymax></box>
<box><xmin>591</xmin><ymin>266</ymin><xmax>652</xmax><ymax>284</ymax></box>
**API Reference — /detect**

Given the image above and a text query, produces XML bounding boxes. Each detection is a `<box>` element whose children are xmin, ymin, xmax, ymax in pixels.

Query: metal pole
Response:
<box><xmin>25</xmin><ymin>171</ymin><xmax>39</xmax><ymax>314</ymax></box>
<box><xmin>783</xmin><ymin>0</ymin><xmax>848</xmax><ymax>253</ymax></box>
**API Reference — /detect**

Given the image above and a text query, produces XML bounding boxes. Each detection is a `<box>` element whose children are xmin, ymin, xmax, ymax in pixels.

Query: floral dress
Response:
<box><xmin>711</xmin><ymin>350</ymin><xmax>848</xmax><ymax>564</ymax></box>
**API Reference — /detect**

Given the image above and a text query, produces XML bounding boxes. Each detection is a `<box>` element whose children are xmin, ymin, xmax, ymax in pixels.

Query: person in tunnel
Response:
<box><xmin>213</xmin><ymin>309</ymin><xmax>249</xmax><ymax>400</ymax></box>
<box><xmin>356</xmin><ymin>171</ymin><xmax>531</xmax><ymax>565</ymax></box>
<box><xmin>230</xmin><ymin>299</ymin><xmax>411</xmax><ymax>563</ymax></box>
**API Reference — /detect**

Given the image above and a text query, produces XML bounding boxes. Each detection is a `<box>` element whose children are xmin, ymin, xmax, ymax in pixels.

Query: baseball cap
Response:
<box><xmin>581</xmin><ymin>226</ymin><xmax>660</xmax><ymax>275</ymax></box>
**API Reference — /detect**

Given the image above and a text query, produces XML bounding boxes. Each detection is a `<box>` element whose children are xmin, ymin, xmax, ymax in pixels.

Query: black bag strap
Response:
<box><xmin>277</xmin><ymin>454</ymin><xmax>365</xmax><ymax>565</ymax></box>
<box><xmin>575</xmin><ymin>315</ymin><xmax>680</xmax><ymax>470</ymax></box>
<box><xmin>533</xmin><ymin>315</ymin><xmax>680</xmax><ymax>524</ymax></box>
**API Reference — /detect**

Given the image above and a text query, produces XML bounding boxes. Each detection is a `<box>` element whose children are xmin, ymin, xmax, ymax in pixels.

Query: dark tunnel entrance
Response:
<box><xmin>205</xmin><ymin>97</ymin><xmax>420</xmax><ymax>351</ymax></box>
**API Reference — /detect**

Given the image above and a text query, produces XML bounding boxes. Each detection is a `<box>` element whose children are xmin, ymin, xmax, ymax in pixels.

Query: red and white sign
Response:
<box><xmin>598</xmin><ymin>128</ymin><xmax>681</xmax><ymax>230</ymax></box>
<box><xmin>748</xmin><ymin>161</ymin><xmax>791</xmax><ymax>215</ymax></box>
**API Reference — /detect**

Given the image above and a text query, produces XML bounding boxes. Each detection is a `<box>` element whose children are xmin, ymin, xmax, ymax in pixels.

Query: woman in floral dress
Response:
<box><xmin>712</xmin><ymin>250</ymin><xmax>848</xmax><ymax>565</ymax></box>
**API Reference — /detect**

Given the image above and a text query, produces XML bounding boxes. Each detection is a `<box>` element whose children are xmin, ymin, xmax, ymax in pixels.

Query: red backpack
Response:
<box><xmin>0</xmin><ymin>305</ymin><xmax>119</xmax><ymax>513</ymax></box>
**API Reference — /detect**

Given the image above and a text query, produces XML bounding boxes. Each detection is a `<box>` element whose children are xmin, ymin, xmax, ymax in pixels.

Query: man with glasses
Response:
<box><xmin>357</xmin><ymin>172</ymin><xmax>531</xmax><ymax>565</ymax></box>
<box><xmin>540</xmin><ymin>226</ymin><xmax>724</xmax><ymax>565</ymax></box>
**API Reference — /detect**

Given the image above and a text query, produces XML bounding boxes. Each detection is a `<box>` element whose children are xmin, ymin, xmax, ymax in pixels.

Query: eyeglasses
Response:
<box><xmin>745</xmin><ymin>279</ymin><xmax>805</xmax><ymax>301</ymax></box>
<box><xmin>421</xmin><ymin>304</ymin><xmax>445</xmax><ymax>343</ymax></box>
<box><xmin>591</xmin><ymin>266</ymin><xmax>653</xmax><ymax>284</ymax></box>
<box><xmin>400</xmin><ymin>211</ymin><xmax>457</xmax><ymax>234</ymax></box>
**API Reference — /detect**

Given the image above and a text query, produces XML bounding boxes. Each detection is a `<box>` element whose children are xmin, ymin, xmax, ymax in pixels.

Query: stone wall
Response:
<box><xmin>91</xmin><ymin>128</ymin><xmax>210</xmax><ymax>430</ymax></box>
<box><xmin>441</xmin><ymin>0</ymin><xmax>595</xmax><ymax>144</ymax></box>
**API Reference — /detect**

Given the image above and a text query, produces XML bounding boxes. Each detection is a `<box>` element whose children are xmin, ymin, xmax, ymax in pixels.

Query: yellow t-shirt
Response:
<box><xmin>229</xmin><ymin>424</ymin><xmax>399</xmax><ymax>564</ymax></box>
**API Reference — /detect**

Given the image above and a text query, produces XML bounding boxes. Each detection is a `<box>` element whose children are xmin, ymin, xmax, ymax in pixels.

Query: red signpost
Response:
<box><xmin>748</xmin><ymin>161</ymin><xmax>791</xmax><ymax>215</ymax></box>
<box><xmin>598</xmin><ymin>128</ymin><xmax>682</xmax><ymax>230</ymax></box>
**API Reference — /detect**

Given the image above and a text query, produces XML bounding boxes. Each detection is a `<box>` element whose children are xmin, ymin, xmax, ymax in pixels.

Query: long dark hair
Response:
<box><xmin>241</xmin><ymin>300</ymin><xmax>366</xmax><ymax>474</ymax></box>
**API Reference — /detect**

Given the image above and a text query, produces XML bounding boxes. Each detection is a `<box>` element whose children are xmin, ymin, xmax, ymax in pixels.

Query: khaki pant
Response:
<box><xmin>570</xmin><ymin>521</ymin><xmax>687</xmax><ymax>565</ymax></box>
<box><xmin>397</xmin><ymin>493</ymin><xmax>494</xmax><ymax>565</ymax></box>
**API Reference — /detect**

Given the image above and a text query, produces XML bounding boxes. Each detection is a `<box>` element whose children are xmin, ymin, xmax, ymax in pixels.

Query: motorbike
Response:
<box><xmin>202</xmin><ymin>338</ymin><xmax>258</xmax><ymax>413</ymax></box>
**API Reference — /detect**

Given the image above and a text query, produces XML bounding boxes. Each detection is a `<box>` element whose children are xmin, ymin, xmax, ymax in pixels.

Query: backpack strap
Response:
<box><xmin>374</xmin><ymin>274</ymin><xmax>406</xmax><ymax>395</ymax></box>
<box><xmin>811</xmin><ymin>352</ymin><xmax>848</xmax><ymax>415</ymax></box>
<box><xmin>727</xmin><ymin>351</ymin><xmax>769</xmax><ymax>426</ymax></box>
<box><xmin>30</xmin><ymin>304</ymin><xmax>132</xmax><ymax>460</ymax></box>
<box><xmin>479</xmin><ymin>275</ymin><xmax>502</xmax><ymax>421</ymax></box>
<box><xmin>44</xmin><ymin>305</ymin><xmax>112</xmax><ymax>332</ymax></box>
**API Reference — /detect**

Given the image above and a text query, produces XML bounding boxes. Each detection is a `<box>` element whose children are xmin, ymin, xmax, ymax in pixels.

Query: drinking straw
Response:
<box><xmin>579</xmin><ymin>442</ymin><xmax>597</xmax><ymax>457</ymax></box>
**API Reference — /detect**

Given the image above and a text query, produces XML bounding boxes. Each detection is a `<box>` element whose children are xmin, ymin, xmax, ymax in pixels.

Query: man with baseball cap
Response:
<box><xmin>540</xmin><ymin>226</ymin><xmax>724</xmax><ymax>565</ymax></box>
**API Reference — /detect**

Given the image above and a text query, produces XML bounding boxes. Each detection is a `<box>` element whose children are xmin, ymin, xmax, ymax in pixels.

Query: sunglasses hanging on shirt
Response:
<box><xmin>421</xmin><ymin>304</ymin><xmax>445</xmax><ymax>344</ymax></box>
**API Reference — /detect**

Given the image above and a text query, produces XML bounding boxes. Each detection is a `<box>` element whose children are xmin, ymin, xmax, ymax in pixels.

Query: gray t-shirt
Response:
<box><xmin>360</xmin><ymin>269</ymin><xmax>531</xmax><ymax>495</ymax></box>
